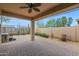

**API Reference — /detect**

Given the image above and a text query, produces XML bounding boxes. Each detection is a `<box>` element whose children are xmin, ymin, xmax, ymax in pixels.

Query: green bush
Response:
<box><xmin>35</xmin><ymin>32</ymin><xmax>49</xmax><ymax>38</ymax></box>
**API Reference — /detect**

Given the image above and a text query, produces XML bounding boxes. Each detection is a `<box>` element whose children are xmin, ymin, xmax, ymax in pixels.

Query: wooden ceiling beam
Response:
<box><xmin>0</xmin><ymin>3</ymin><xmax>79</xmax><ymax>21</ymax></box>
<box><xmin>33</xmin><ymin>3</ymin><xmax>78</xmax><ymax>21</ymax></box>
<box><xmin>0</xmin><ymin>10</ymin><xmax>32</xmax><ymax>20</ymax></box>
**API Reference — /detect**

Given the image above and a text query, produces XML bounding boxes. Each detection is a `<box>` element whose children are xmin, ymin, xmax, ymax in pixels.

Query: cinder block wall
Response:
<box><xmin>35</xmin><ymin>26</ymin><xmax>79</xmax><ymax>42</ymax></box>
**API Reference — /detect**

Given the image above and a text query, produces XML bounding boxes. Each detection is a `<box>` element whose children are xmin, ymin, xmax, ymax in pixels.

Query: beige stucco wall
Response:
<box><xmin>35</xmin><ymin>26</ymin><xmax>79</xmax><ymax>42</ymax></box>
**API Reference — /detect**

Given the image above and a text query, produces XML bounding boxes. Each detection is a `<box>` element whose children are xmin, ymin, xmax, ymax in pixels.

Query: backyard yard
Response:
<box><xmin>0</xmin><ymin>35</ymin><xmax>79</xmax><ymax>56</ymax></box>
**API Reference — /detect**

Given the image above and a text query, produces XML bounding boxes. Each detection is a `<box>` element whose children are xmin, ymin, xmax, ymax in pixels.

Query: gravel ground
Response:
<box><xmin>0</xmin><ymin>35</ymin><xmax>79</xmax><ymax>56</ymax></box>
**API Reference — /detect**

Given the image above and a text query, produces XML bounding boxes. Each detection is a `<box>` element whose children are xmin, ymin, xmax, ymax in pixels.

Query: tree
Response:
<box><xmin>66</xmin><ymin>17</ymin><xmax>73</xmax><ymax>26</ymax></box>
<box><xmin>56</xmin><ymin>18</ymin><xmax>62</xmax><ymax>27</ymax></box>
<box><xmin>36</xmin><ymin>21</ymin><xmax>45</xmax><ymax>28</ymax></box>
<box><xmin>27</xmin><ymin>24</ymin><xmax>30</xmax><ymax>34</ymax></box>
<box><xmin>60</xmin><ymin>16</ymin><xmax>68</xmax><ymax>27</ymax></box>
<box><xmin>17</xmin><ymin>24</ymin><xmax>21</xmax><ymax>35</ymax></box>
<box><xmin>0</xmin><ymin>16</ymin><xmax>10</xmax><ymax>24</ymax></box>
<box><xmin>0</xmin><ymin>16</ymin><xmax>10</xmax><ymax>33</ymax></box>
<box><xmin>46</xmin><ymin>19</ymin><xmax>56</xmax><ymax>27</ymax></box>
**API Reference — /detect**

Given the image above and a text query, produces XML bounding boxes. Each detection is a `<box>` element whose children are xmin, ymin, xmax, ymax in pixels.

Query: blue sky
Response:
<box><xmin>5</xmin><ymin>17</ymin><xmax>31</xmax><ymax>27</ymax></box>
<box><xmin>35</xmin><ymin>8</ymin><xmax>79</xmax><ymax>26</ymax></box>
<box><xmin>3</xmin><ymin>8</ymin><xmax>79</xmax><ymax>27</ymax></box>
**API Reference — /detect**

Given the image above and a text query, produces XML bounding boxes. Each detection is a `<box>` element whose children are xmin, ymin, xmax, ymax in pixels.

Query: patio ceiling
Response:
<box><xmin>0</xmin><ymin>3</ymin><xmax>79</xmax><ymax>21</ymax></box>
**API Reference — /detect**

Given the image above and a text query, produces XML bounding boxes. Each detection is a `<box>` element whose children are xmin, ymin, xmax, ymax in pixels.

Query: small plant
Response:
<box><xmin>61</xmin><ymin>34</ymin><xmax>67</xmax><ymax>42</ymax></box>
<box><xmin>35</xmin><ymin>32</ymin><xmax>49</xmax><ymax>38</ymax></box>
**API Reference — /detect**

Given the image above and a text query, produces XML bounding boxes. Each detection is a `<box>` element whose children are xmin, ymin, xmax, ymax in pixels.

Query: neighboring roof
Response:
<box><xmin>0</xmin><ymin>3</ymin><xmax>79</xmax><ymax>21</ymax></box>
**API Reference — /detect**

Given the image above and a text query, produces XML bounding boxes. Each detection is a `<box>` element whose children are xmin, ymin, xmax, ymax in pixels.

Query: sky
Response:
<box><xmin>35</xmin><ymin>8</ymin><xmax>79</xmax><ymax>26</ymax></box>
<box><xmin>2</xmin><ymin>8</ymin><xmax>79</xmax><ymax>27</ymax></box>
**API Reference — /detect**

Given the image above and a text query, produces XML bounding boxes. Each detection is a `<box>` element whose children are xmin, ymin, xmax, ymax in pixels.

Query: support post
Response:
<box><xmin>31</xmin><ymin>20</ymin><xmax>35</xmax><ymax>41</ymax></box>
<box><xmin>0</xmin><ymin>10</ymin><xmax>2</xmax><ymax>43</ymax></box>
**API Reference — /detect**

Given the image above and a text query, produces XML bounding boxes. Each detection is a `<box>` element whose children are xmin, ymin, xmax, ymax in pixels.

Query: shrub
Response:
<box><xmin>35</xmin><ymin>32</ymin><xmax>49</xmax><ymax>38</ymax></box>
<box><xmin>61</xmin><ymin>34</ymin><xmax>67</xmax><ymax>42</ymax></box>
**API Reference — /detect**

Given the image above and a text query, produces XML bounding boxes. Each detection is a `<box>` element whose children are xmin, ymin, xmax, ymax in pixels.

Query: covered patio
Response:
<box><xmin>0</xmin><ymin>3</ymin><xmax>79</xmax><ymax>41</ymax></box>
<box><xmin>0</xmin><ymin>3</ymin><xmax>79</xmax><ymax>56</ymax></box>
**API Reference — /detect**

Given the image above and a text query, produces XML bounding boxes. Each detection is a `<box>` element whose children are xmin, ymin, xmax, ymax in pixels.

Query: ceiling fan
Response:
<box><xmin>20</xmin><ymin>3</ymin><xmax>41</xmax><ymax>13</ymax></box>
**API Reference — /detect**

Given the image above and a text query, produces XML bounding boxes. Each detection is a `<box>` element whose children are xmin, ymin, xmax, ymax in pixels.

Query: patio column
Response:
<box><xmin>0</xmin><ymin>10</ymin><xmax>2</xmax><ymax>43</ymax></box>
<box><xmin>31</xmin><ymin>20</ymin><xmax>35</xmax><ymax>41</ymax></box>
<box><xmin>0</xmin><ymin>10</ymin><xmax>3</xmax><ymax>34</ymax></box>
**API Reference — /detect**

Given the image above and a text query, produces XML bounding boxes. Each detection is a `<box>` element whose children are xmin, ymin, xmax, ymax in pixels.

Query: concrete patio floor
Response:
<box><xmin>0</xmin><ymin>35</ymin><xmax>79</xmax><ymax>56</ymax></box>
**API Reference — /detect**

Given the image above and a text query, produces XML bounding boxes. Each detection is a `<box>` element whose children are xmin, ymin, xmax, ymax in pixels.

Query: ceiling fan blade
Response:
<box><xmin>28</xmin><ymin>8</ymin><xmax>32</xmax><ymax>13</ymax></box>
<box><xmin>33</xmin><ymin>8</ymin><xmax>40</xmax><ymax>12</ymax></box>
<box><xmin>20</xmin><ymin>6</ymin><xmax>29</xmax><ymax>8</ymax></box>
<box><xmin>32</xmin><ymin>3</ymin><xmax>41</xmax><ymax>7</ymax></box>
<box><xmin>26</xmin><ymin>3</ymin><xmax>32</xmax><ymax>6</ymax></box>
